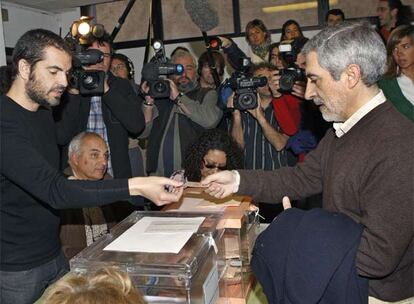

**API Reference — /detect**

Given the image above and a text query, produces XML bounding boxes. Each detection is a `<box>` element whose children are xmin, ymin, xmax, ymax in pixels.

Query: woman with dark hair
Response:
<box><xmin>268</xmin><ymin>42</ymin><xmax>285</xmax><ymax>70</ymax></box>
<box><xmin>378</xmin><ymin>24</ymin><xmax>414</xmax><ymax>121</ymax></box>
<box><xmin>179</xmin><ymin>129</ymin><xmax>244</xmax><ymax>182</ymax></box>
<box><xmin>280</xmin><ymin>19</ymin><xmax>305</xmax><ymax>42</ymax></box>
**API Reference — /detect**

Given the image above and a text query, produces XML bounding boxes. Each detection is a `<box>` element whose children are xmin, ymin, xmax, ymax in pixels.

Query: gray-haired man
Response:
<box><xmin>203</xmin><ymin>22</ymin><xmax>413</xmax><ymax>303</ymax></box>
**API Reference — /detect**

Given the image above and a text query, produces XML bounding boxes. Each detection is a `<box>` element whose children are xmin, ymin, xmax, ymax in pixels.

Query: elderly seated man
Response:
<box><xmin>59</xmin><ymin>132</ymin><xmax>132</xmax><ymax>259</ymax></box>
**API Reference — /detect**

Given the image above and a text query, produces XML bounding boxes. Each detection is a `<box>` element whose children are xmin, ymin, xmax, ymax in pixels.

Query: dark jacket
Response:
<box><xmin>252</xmin><ymin>208</ymin><xmax>368</xmax><ymax>304</ymax></box>
<box><xmin>55</xmin><ymin>73</ymin><xmax>145</xmax><ymax>178</ymax></box>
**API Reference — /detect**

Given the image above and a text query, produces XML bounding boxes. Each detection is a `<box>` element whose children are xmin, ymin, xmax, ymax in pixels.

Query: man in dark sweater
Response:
<box><xmin>0</xmin><ymin>29</ymin><xmax>183</xmax><ymax>304</ymax></box>
<box><xmin>203</xmin><ymin>22</ymin><xmax>413</xmax><ymax>302</ymax></box>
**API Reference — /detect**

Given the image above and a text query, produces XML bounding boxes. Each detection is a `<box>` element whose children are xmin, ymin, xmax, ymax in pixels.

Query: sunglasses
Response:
<box><xmin>203</xmin><ymin>159</ymin><xmax>227</xmax><ymax>170</ymax></box>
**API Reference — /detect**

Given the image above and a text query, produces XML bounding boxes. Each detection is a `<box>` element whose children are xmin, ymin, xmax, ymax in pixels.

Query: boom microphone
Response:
<box><xmin>184</xmin><ymin>0</ymin><xmax>219</xmax><ymax>32</ymax></box>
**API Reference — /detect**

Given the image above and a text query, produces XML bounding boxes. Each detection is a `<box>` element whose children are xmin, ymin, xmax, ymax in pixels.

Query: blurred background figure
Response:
<box><xmin>325</xmin><ymin>9</ymin><xmax>345</xmax><ymax>26</ymax></box>
<box><xmin>280</xmin><ymin>19</ymin><xmax>305</xmax><ymax>41</ymax></box>
<box><xmin>376</xmin><ymin>0</ymin><xmax>414</xmax><ymax>42</ymax></box>
<box><xmin>180</xmin><ymin>128</ymin><xmax>244</xmax><ymax>182</ymax></box>
<box><xmin>379</xmin><ymin>24</ymin><xmax>414</xmax><ymax>121</ymax></box>
<box><xmin>43</xmin><ymin>267</ymin><xmax>146</xmax><ymax>304</ymax></box>
<box><xmin>198</xmin><ymin>50</ymin><xmax>226</xmax><ymax>89</ymax></box>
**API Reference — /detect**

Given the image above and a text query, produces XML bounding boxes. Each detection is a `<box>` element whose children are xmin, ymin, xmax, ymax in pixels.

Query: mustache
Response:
<box><xmin>313</xmin><ymin>98</ymin><xmax>324</xmax><ymax>106</ymax></box>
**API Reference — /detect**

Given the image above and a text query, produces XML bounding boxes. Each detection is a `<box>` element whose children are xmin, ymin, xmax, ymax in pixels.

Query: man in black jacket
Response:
<box><xmin>0</xmin><ymin>29</ymin><xmax>182</xmax><ymax>304</ymax></box>
<box><xmin>55</xmin><ymin>32</ymin><xmax>144</xmax><ymax>178</ymax></box>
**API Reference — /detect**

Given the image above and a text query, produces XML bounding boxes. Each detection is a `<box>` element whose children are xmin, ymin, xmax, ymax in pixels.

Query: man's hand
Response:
<box><xmin>166</xmin><ymin>79</ymin><xmax>180</xmax><ymax>101</ymax></box>
<box><xmin>268</xmin><ymin>70</ymin><xmax>282</xmax><ymax>98</ymax></box>
<box><xmin>128</xmin><ymin>176</ymin><xmax>183</xmax><ymax>206</ymax></box>
<box><xmin>292</xmin><ymin>81</ymin><xmax>306</xmax><ymax>99</ymax></box>
<box><xmin>201</xmin><ymin>171</ymin><xmax>238</xmax><ymax>199</ymax></box>
<box><xmin>247</xmin><ymin>94</ymin><xmax>264</xmax><ymax>120</ymax></box>
<box><xmin>141</xmin><ymin>81</ymin><xmax>155</xmax><ymax>105</ymax></box>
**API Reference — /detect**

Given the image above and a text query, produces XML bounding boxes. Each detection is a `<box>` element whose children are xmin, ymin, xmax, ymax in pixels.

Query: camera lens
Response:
<box><xmin>81</xmin><ymin>72</ymin><xmax>99</xmax><ymax>90</ymax></box>
<box><xmin>154</xmin><ymin>80</ymin><xmax>167</xmax><ymax>93</ymax></box>
<box><xmin>241</xmin><ymin>94</ymin><xmax>254</xmax><ymax>107</ymax></box>
<box><xmin>279</xmin><ymin>71</ymin><xmax>296</xmax><ymax>92</ymax></box>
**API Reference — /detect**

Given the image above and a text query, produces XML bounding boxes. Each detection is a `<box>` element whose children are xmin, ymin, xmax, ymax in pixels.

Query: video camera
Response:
<box><xmin>227</xmin><ymin>57</ymin><xmax>267</xmax><ymax>111</ymax></box>
<box><xmin>65</xmin><ymin>17</ymin><xmax>106</xmax><ymax>96</ymax></box>
<box><xmin>141</xmin><ymin>40</ymin><xmax>184</xmax><ymax>99</ymax></box>
<box><xmin>278</xmin><ymin>37</ymin><xmax>307</xmax><ymax>92</ymax></box>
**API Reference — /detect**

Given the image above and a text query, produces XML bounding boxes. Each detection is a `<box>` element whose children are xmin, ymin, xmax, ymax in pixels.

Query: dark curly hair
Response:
<box><xmin>183</xmin><ymin>129</ymin><xmax>244</xmax><ymax>182</ymax></box>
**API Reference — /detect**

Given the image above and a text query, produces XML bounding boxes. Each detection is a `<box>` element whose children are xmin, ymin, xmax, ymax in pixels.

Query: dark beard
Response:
<box><xmin>176</xmin><ymin>78</ymin><xmax>197</xmax><ymax>93</ymax></box>
<box><xmin>26</xmin><ymin>70</ymin><xmax>61</xmax><ymax>107</ymax></box>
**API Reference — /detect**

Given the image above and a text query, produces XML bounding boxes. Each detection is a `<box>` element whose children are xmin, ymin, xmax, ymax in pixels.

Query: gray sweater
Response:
<box><xmin>238</xmin><ymin>101</ymin><xmax>413</xmax><ymax>301</ymax></box>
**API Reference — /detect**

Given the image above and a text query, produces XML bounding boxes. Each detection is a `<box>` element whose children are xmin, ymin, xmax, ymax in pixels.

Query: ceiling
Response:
<box><xmin>3</xmin><ymin>0</ymin><xmax>117</xmax><ymax>12</ymax></box>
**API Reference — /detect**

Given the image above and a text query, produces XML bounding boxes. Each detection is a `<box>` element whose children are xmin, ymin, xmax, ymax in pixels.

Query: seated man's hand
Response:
<box><xmin>202</xmin><ymin>170</ymin><xmax>238</xmax><ymax>199</ymax></box>
<box><xmin>128</xmin><ymin>176</ymin><xmax>183</xmax><ymax>206</ymax></box>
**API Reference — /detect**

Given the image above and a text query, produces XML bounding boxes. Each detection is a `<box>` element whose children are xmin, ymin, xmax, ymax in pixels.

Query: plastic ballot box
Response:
<box><xmin>70</xmin><ymin>211</ymin><xmax>225</xmax><ymax>304</ymax></box>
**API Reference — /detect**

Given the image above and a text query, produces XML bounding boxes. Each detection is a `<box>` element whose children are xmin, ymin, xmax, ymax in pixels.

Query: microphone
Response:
<box><xmin>184</xmin><ymin>0</ymin><xmax>219</xmax><ymax>32</ymax></box>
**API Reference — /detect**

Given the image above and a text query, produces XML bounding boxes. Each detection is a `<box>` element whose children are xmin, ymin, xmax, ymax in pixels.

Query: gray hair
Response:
<box><xmin>302</xmin><ymin>22</ymin><xmax>386</xmax><ymax>86</ymax></box>
<box><xmin>68</xmin><ymin>132</ymin><xmax>103</xmax><ymax>161</ymax></box>
<box><xmin>170</xmin><ymin>50</ymin><xmax>197</xmax><ymax>69</ymax></box>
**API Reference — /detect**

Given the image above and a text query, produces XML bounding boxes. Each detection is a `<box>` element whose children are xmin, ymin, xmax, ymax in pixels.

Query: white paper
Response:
<box><xmin>103</xmin><ymin>216</ymin><xmax>205</xmax><ymax>254</ymax></box>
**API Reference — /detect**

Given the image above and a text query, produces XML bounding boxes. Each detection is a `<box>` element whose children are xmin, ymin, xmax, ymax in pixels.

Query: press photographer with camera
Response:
<box><xmin>141</xmin><ymin>48</ymin><xmax>222</xmax><ymax>177</ymax></box>
<box><xmin>229</xmin><ymin>62</ymin><xmax>298</xmax><ymax>170</ymax></box>
<box><xmin>55</xmin><ymin>31</ymin><xmax>145</xmax><ymax>179</ymax></box>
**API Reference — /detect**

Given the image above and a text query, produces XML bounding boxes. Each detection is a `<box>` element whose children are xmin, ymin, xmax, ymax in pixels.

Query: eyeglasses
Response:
<box><xmin>203</xmin><ymin>159</ymin><xmax>227</xmax><ymax>170</ymax></box>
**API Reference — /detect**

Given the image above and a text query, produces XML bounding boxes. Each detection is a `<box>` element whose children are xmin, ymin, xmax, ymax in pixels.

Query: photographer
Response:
<box><xmin>142</xmin><ymin>50</ymin><xmax>222</xmax><ymax>177</ymax></box>
<box><xmin>55</xmin><ymin>31</ymin><xmax>145</xmax><ymax>179</ymax></box>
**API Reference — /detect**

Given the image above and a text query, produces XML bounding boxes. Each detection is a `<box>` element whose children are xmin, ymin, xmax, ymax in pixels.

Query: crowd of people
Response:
<box><xmin>0</xmin><ymin>1</ymin><xmax>413</xmax><ymax>304</ymax></box>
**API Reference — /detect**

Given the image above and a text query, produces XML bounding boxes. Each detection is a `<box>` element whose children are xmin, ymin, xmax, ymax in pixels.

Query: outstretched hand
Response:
<box><xmin>128</xmin><ymin>176</ymin><xmax>183</xmax><ymax>206</ymax></box>
<box><xmin>282</xmin><ymin>196</ymin><xmax>292</xmax><ymax>210</ymax></box>
<box><xmin>201</xmin><ymin>170</ymin><xmax>238</xmax><ymax>199</ymax></box>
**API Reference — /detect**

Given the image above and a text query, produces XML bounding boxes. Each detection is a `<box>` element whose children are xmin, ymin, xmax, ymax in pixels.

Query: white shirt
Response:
<box><xmin>397</xmin><ymin>73</ymin><xmax>414</xmax><ymax>105</ymax></box>
<box><xmin>333</xmin><ymin>90</ymin><xmax>387</xmax><ymax>138</ymax></box>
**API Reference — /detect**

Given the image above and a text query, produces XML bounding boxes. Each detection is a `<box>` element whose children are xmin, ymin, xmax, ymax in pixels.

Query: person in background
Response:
<box><xmin>110</xmin><ymin>52</ymin><xmax>146</xmax><ymax>178</ymax></box>
<box><xmin>219</xmin><ymin>19</ymin><xmax>272</xmax><ymax>70</ymax></box>
<box><xmin>326</xmin><ymin>8</ymin><xmax>345</xmax><ymax>26</ymax></box>
<box><xmin>268</xmin><ymin>42</ymin><xmax>285</xmax><ymax>70</ymax></box>
<box><xmin>378</xmin><ymin>24</ymin><xmax>414</xmax><ymax>121</ymax></box>
<box><xmin>179</xmin><ymin>128</ymin><xmax>244</xmax><ymax>182</ymax></box>
<box><xmin>376</xmin><ymin>0</ymin><xmax>414</xmax><ymax>42</ymax></box>
<box><xmin>56</xmin><ymin>31</ymin><xmax>144</xmax><ymax>179</ymax></box>
<box><xmin>43</xmin><ymin>267</ymin><xmax>146</xmax><ymax>304</ymax></box>
<box><xmin>198</xmin><ymin>50</ymin><xmax>226</xmax><ymax>89</ymax></box>
<box><xmin>203</xmin><ymin>22</ymin><xmax>413</xmax><ymax>303</ymax></box>
<box><xmin>143</xmin><ymin>50</ymin><xmax>222</xmax><ymax>178</ymax></box>
<box><xmin>60</xmin><ymin>132</ymin><xmax>132</xmax><ymax>260</ymax></box>
<box><xmin>280</xmin><ymin>19</ymin><xmax>305</xmax><ymax>42</ymax></box>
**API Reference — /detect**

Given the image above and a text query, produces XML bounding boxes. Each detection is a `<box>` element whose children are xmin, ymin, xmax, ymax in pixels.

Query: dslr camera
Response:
<box><xmin>65</xmin><ymin>18</ymin><xmax>106</xmax><ymax>96</ymax></box>
<box><xmin>141</xmin><ymin>40</ymin><xmax>184</xmax><ymax>99</ymax></box>
<box><xmin>227</xmin><ymin>57</ymin><xmax>267</xmax><ymax>111</ymax></box>
<box><xmin>278</xmin><ymin>37</ymin><xmax>307</xmax><ymax>92</ymax></box>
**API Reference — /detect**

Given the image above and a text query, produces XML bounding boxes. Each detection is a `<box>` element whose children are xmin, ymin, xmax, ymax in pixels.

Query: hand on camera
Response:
<box><xmin>292</xmin><ymin>81</ymin><xmax>306</xmax><ymax>99</ymax></box>
<box><xmin>166</xmin><ymin>79</ymin><xmax>180</xmax><ymax>101</ymax></box>
<box><xmin>140</xmin><ymin>81</ymin><xmax>155</xmax><ymax>104</ymax></box>
<box><xmin>247</xmin><ymin>94</ymin><xmax>264</xmax><ymax>120</ymax></box>
<box><xmin>269</xmin><ymin>70</ymin><xmax>282</xmax><ymax>98</ymax></box>
<box><xmin>218</xmin><ymin>36</ymin><xmax>232</xmax><ymax>48</ymax></box>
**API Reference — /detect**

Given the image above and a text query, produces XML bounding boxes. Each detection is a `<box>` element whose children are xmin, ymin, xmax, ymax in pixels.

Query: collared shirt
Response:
<box><xmin>87</xmin><ymin>96</ymin><xmax>113</xmax><ymax>176</ymax></box>
<box><xmin>333</xmin><ymin>90</ymin><xmax>386</xmax><ymax>138</ymax></box>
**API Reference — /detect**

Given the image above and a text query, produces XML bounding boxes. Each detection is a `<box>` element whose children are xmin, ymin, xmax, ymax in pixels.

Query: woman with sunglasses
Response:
<box><xmin>171</xmin><ymin>129</ymin><xmax>244</xmax><ymax>183</ymax></box>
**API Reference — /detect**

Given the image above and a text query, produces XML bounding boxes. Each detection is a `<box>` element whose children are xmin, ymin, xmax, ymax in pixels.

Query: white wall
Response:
<box><xmin>1</xmin><ymin>1</ymin><xmax>79</xmax><ymax>48</ymax></box>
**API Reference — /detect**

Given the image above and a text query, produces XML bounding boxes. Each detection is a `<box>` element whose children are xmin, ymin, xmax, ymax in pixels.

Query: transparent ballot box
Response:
<box><xmin>70</xmin><ymin>211</ymin><xmax>224</xmax><ymax>304</ymax></box>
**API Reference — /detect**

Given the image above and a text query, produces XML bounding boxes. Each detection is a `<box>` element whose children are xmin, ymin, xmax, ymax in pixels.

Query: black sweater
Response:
<box><xmin>0</xmin><ymin>96</ymin><xmax>131</xmax><ymax>271</ymax></box>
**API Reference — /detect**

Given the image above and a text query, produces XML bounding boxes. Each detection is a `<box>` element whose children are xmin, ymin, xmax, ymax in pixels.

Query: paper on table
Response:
<box><xmin>104</xmin><ymin>216</ymin><xmax>205</xmax><ymax>254</ymax></box>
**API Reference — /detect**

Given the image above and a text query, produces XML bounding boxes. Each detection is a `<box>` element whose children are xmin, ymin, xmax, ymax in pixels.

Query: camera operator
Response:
<box><xmin>142</xmin><ymin>49</ymin><xmax>222</xmax><ymax>177</ymax></box>
<box><xmin>229</xmin><ymin>62</ymin><xmax>298</xmax><ymax>170</ymax></box>
<box><xmin>55</xmin><ymin>31</ymin><xmax>145</xmax><ymax>179</ymax></box>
